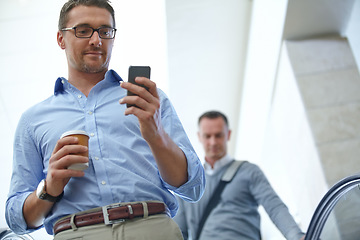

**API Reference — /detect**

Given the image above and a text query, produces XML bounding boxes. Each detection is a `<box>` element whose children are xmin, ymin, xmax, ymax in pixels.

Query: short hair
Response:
<box><xmin>198</xmin><ymin>110</ymin><xmax>229</xmax><ymax>127</ymax></box>
<box><xmin>58</xmin><ymin>0</ymin><xmax>115</xmax><ymax>30</ymax></box>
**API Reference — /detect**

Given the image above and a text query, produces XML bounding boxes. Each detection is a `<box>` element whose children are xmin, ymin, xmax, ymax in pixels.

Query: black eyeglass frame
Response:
<box><xmin>61</xmin><ymin>26</ymin><xmax>117</xmax><ymax>39</ymax></box>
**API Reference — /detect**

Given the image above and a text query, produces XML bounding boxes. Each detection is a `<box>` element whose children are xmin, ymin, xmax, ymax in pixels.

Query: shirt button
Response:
<box><xmin>78</xmin><ymin>95</ymin><xmax>82</xmax><ymax>98</ymax></box>
<box><xmin>94</xmin><ymin>157</ymin><xmax>99</xmax><ymax>161</ymax></box>
<box><xmin>88</xmin><ymin>111</ymin><xmax>93</xmax><ymax>115</ymax></box>
<box><xmin>101</xmin><ymin>181</ymin><xmax>106</xmax><ymax>185</ymax></box>
<box><xmin>90</xmin><ymin>133</ymin><xmax>95</xmax><ymax>137</ymax></box>
<box><xmin>61</xmin><ymin>80</ymin><xmax>65</xmax><ymax>84</ymax></box>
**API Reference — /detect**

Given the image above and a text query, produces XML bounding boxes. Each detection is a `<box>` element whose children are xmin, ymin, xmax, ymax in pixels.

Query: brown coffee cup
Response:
<box><xmin>60</xmin><ymin>130</ymin><xmax>89</xmax><ymax>170</ymax></box>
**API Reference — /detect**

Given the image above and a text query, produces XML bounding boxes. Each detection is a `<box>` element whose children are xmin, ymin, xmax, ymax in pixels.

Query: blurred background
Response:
<box><xmin>0</xmin><ymin>0</ymin><xmax>359</xmax><ymax>239</ymax></box>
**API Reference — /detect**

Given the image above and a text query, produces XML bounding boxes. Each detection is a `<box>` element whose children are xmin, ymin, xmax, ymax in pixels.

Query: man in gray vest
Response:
<box><xmin>174</xmin><ymin>110</ymin><xmax>305</xmax><ymax>240</ymax></box>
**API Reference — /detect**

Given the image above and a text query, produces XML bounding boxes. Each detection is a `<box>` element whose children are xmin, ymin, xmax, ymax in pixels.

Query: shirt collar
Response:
<box><xmin>105</xmin><ymin>69</ymin><xmax>123</xmax><ymax>83</ymax></box>
<box><xmin>54</xmin><ymin>77</ymin><xmax>65</xmax><ymax>95</ymax></box>
<box><xmin>204</xmin><ymin>154</ymin><xmax>233</xmax><ymax>176</ymax></box>
<box><xmin>54</xmin><ymin>69</ymin><xmax>123</xmax><ymax>95</ymax></box>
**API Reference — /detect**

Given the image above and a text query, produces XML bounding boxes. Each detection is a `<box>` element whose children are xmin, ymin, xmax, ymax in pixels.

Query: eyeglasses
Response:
<box><xmin>61</xmin><ymin>26</ymin><xmax>117</xmax><ymax>39</ymax></box>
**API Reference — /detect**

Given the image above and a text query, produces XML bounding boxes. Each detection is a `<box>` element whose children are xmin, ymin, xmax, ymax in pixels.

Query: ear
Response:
<box><xmin>227</xmin><ymin>129</ymin><xmax>232</xmax><ymax>141</ymax></box>
<box><xmin>57</xmin><ymin>31</ymin><xmax>66</xmax><ymax>49</ymax></box>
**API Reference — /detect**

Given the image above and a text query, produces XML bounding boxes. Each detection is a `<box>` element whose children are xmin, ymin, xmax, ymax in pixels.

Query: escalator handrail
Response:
<box><xmin>305</xmin><ymin>174</ymin><xmax>360</xmax><ymax>240</ymax></box>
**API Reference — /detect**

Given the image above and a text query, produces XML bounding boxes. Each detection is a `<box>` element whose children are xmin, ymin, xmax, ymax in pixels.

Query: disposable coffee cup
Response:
<box><xmin>60</xmin><ymin>130</ymin><xmax>89</xmax><ymax>171</ymax></box>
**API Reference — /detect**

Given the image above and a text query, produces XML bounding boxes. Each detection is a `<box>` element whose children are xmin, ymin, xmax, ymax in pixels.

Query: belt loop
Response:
<box><xmin>127</xmin><ymin>204</ymin><xmax>134</xmax><ymax>219</ymax></box>
<box><xmin>70</xmin><ymin>214</ymin><xmax>78</xmax><ymax>231</ymax></box>
<box><xmin>141</xmin><ymin>201</ymin><xmax>149</xmax><ymax>218</ymax></box>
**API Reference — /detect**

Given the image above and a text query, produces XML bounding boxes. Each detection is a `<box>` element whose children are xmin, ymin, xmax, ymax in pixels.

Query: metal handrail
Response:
<box><xmin>305</xmin><ymin>174</ymin><xmax>360</xmax><ymax>240</ymax></box>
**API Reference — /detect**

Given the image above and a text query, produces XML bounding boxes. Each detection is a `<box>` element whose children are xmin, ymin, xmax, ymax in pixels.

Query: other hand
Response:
<box><xmin>46</xmin><ymin>136</ymin><xmax>89</xmax><ymax>196</ymax></box>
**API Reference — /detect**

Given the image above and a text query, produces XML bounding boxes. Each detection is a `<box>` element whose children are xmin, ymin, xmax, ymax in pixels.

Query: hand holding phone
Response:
<box><xmin>127</xmin><ymin>66</ymin><xmax>151</xmax><ymax>108</ymax></box>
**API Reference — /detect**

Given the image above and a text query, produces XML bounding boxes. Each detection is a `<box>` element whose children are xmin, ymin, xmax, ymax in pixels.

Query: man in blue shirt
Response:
<box><xmin>5</xmin><ymin>0</ymin><xmax>205</xmax><ymax>239</ymax></box>
<box><xmin>174</xmin><ymin>111</ymin><xmax>305</xmax><ymax>240</ymax></box>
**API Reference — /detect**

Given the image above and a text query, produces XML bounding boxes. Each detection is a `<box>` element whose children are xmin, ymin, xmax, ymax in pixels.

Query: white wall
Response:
<box><xmin>346</xmin><ymin>0</ymin><xmax>360</xmax><ymax>70</ymax></box>
<box><xmin>166</xmin><ymin>0</ymin><xmax>252</xmax><ymax>161</ymax></box>
<box><xmin>234</xmin><ymin>0</ymin><xmax>289</xmax><ymax>164</ymax></box>
<box><xmin>260</xmin><ymin>44</ymin><xmax>330</xmax><ymax>237</ymax></box>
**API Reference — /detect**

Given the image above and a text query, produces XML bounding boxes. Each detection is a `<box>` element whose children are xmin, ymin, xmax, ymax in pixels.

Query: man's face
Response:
<box><xmin>198</xmin><ymin>117</ymin><xmax>231</xmax><ymax>162</ymax></box>
<box><xmin>57</xmin><ymin>5</ymin><xmax>115</xmax><ymax>74</ymax></box>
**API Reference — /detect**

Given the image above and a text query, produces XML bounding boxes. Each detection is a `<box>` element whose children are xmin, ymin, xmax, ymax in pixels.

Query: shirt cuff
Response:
<box><xmin>6</xmin><ymin>192</ymin><xmax>39</xmax><ymax>235</ymax></box>
<box><xmin>161</xmin><ymin>146</ymin><xmax>205</xmax><ymax>202</ymax></box>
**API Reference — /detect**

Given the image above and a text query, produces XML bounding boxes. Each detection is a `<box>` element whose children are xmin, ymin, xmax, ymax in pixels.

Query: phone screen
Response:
<box><xmin>127</xmin><ymin>66</ymin><xmax>151</xmax><ymax>108</ymax></box>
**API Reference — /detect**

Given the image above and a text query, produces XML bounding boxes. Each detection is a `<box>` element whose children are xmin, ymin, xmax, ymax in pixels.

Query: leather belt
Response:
<box><xmin>53</xmin><ymin>202</ymin><xmax>166</xmax><ymax>235</ymax></box>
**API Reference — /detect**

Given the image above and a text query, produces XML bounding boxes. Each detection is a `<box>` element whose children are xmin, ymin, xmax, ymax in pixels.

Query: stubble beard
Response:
<box><xmin>81</xmin><ymin>61</ymin><xmax>109</xmax><ymax>74</ymax></box>
<box><xmin>70</xmin><ymin>47</ymin><xmax>111</xmax><ymax>74</ymax></box>
<box><xmin>80</xmin><ymin>55</ymin><xmax>110</xmax><ymax>74</ymax></box>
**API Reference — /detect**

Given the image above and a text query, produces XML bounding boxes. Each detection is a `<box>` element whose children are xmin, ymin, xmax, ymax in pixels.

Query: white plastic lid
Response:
<box><xmin>60</xmin><ymin>130</ymin><xmax>89</xmax><ymax>139</ymax></box>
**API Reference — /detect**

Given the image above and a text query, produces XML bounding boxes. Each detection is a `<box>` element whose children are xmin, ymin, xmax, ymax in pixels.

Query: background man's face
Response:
<box><xmin>198</xmin><ymin>117</ymin><xmax>231</xmax><ymax>162</ymax></box>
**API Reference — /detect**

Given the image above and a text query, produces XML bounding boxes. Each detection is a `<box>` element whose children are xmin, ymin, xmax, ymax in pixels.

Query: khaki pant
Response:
<box><xmin>53</xmin><ymin>212</ymin><xmax>183</xmax><ymax>240</ymax></box>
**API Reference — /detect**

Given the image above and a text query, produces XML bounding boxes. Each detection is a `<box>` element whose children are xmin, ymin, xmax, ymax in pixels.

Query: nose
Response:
<box><xmin>89</xmin><ymin>31</ymin><xmax>102</xmax><ymax>46</ymax></box>
<box><xmin>208</xmin><ymin>136</ymin><xmax>217</xmax><ymax>145</ymax></box>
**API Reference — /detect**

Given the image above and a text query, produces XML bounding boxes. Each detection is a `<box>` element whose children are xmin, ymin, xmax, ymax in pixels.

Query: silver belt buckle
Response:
<box><xmin>102</xmin><ymin>203</ymin><xmax>134</xmax><ymax>225</ymax></box>
<box><xmin>102</xmin><ymin>203</ymin><xmax>129</xmax><ymax>225</ymax></box>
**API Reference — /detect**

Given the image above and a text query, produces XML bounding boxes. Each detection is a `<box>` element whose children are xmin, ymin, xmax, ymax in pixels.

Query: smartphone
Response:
<box><xmin>127</xmin><ymin>66</ymin><xmax>151</xmax><ymax>108</ymax></box>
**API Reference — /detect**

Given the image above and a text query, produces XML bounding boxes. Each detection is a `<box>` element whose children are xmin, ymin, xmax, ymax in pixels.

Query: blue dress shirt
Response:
<box><xmin>6</xmin><ymin>69</ymin><xmax>205</xmax><ymax>235</ymax></box>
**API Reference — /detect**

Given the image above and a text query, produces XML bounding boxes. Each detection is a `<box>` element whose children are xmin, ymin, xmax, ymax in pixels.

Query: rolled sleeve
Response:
<box><xmin>6</xmin><ymin>112</ymin><xmax>44</xmax><ymax>234</ymax></box>
<box><xmin>162</xmin><ymin>146</ymin><xmax>205</xmax><ymax>202</ymax></box>
<box><xmin>6</xmin><ymin>192</ymin><xmax>37</xmax><ymax>235</ymax></box>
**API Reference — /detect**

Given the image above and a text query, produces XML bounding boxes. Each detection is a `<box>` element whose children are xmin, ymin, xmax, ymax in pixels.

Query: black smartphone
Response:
<box><xmin>127</xmin><ymin>66</ymin><xmax>151</xmax><ymax>108</ymax></box>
